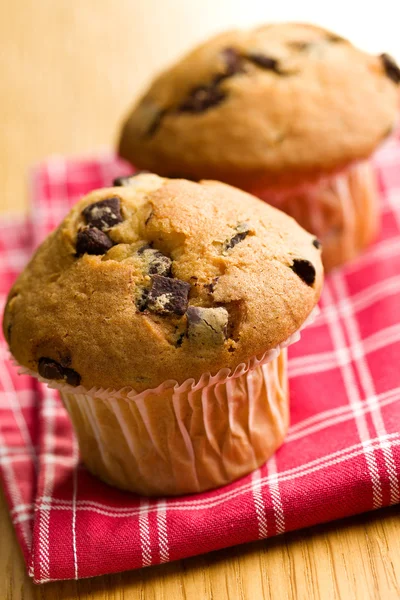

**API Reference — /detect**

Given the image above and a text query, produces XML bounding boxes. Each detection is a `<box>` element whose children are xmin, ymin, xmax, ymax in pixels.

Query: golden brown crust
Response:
<box><xmin>3</xmin><ymin>174</ymin><xmax>323</xmax><ymax>391</ymax></box>
<box><xmin>118</xmin><ymin>23</ymin><xmax>399</xmax><ymax>190</ymax></box>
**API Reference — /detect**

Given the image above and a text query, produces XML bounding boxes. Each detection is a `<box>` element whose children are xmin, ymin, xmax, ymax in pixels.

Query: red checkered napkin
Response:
<box><xmin>1</xmin><ymin>148</ymin><xmax>400</xmax><ymax>584</ymax></box>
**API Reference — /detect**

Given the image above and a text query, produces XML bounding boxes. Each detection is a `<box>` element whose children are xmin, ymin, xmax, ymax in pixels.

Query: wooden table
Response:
<box><xmin>1</xmin><ymin>3</ymin><xmax>399</xmax><ymax>598</ymax></box>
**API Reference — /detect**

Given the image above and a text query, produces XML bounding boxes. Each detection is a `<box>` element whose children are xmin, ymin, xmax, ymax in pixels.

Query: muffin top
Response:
<box><xmin>119</xmin><ymin>22</ymin><xmax>400</xmax><ymax>191</ymax></box>
<box><xmin>3</xmin><ymin>174</ymin><xmax>323</xmax><ymax>392</ymax></box>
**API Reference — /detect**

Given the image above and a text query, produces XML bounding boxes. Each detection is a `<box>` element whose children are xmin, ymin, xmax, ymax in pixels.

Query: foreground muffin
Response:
<box><xmin>3</xmin><ymin>174</ymin><xmax>322</xmax><ymax>495</ymax></box>
<box><xmin>118</xmin><ymin>23</ymin><xmax>400</xmax><ymax>271</ymax></box>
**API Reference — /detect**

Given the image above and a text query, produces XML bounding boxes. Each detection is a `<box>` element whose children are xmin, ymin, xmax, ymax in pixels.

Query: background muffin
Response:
<box><xmin>118</xmin><ymin>22</ymin><xmax>400</xmax><ymax>271</ymax></box>
<box><xmin>3</xmin><ymin>174</ymin><xmax>322</xmax><ymax>495</ymax></box>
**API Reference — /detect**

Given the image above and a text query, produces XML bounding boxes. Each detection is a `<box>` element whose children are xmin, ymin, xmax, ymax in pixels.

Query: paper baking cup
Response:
<box><xmin>61</xmin><ymin>351</ymin><xmax>288</xmax><ymax>496</ymax></box>
<box><xmin>257</xmin><ymin>160</ymin><xmax>378</xmax><ymax>272</ymax></box>
<box><xmin>21</xmin><ymin>308</ymin><xmax>317</xmax><ymax>497</ymax></box>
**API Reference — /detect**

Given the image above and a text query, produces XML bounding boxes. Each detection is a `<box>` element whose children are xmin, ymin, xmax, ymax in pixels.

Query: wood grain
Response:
<box><xmin>1</xmin><ymin>487</ymin><xmax>399</xmax><ymax>600</ymax></box>
<box><xmin>0</xmin><ymin>2</ymin><xmax>399</xmax><ymax>598</ymax></box>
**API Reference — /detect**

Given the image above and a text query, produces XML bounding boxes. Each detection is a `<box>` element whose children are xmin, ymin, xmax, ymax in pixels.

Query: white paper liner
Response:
<box><xmin>18</xmin><ymin>307</ymin><xmax>318</xmax><ymax>496</ymax></box>
<box><xmin>257</xmin><ymin>159</ymin><xmax>378</xmax><ymax>271</ymax></box>
<box><xmin>60</xmin><ymin>352</ymin><xmax>288</xmax><ymax>496</ymax></box>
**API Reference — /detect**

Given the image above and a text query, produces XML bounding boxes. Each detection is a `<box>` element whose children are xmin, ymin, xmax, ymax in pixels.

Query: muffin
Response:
<box><xmin>3</xmin><ymin>173</ymin><xmax>323</xmax><ymax>496</ymax></box>
<box><xmin>118</xmin><ymin>22</ymin><xmax>400</xmax><ymax>271</ymax></box>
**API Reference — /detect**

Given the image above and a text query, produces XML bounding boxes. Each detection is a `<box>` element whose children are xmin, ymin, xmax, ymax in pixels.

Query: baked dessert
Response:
<box><xmin>3</xmin><ymin>173</ymin><xmax>323</xmax><ymax>495</ymax></box>
<box><xmin>118</xmin><ymin>23</ymin><xmax>400</xmax><ymax>271</ymax></box>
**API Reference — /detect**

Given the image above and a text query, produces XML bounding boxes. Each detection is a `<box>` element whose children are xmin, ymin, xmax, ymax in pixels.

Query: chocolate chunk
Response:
<box><xmin>218</xmin><ymin>47</ymin><xmax>244</xmax><ymax>79</ymax></box>
<box><xmin>177</xmin><ymin>48</ymin><xmax>244</xmax><ymax>114</ymax></box>
<box><xmin>247</xmin><ymin>53</ymin><xmax>280</xmax><ymax>72</ymax></box>
<box><xmin>204</xmin><ymin>277</ymin><xmax>219</xmax><ymax>294</ymax></box>
<box><xmin>63</xmin><ymin>368</ymin><xmax>81</xmax><ymax>387</ymax></box>
<box><xmin>38</xmin><ymin>357</ymin><xmax>81</xmax><ymax>387</ymax></box>
<box><xmin>173</xmin><ymin>321</ymin><xmax>187</xmax><ymax>348</ymax></box>
<box><xmin>146</xmin><ymin>109</ymin><xmax>167</xmax><ymax>136</ymax></box>
<box><xmin>135</xmin><ymin>288</ymin><xmax>149</xmax><ymax>312</ymax></box>
<box><xmin>186</xmin><ymin>306</ymin><xmax>228</xmax><ymax>345</ymax></box>
<box><xmin>148</xmin><ymin>253</ymin><xmax>172</xmax><ymax>276</ymax></box>
<box><xmin>147</xmin><ymin>275</ymin><xmax>190</xmax><ymax>315</ymax></box>
<box><xmin>76</xmin><ymin>227</ymin><xmax>114</xmax><ymax>256</ymax></box>
<box><xmin>82</xmin><ymin>197</ymin><xmax>123</xmax><ymax>230</ymax></box>
<box><xmin>139</xmin><ymin>247</ymin><xmax>172</xmax><ymax>276</ymax></box>
<box><xmin>113</xmin><ymin>172</ymin><xmax>148</xmax><ymax>186</ymax></box>
<box><xmin>38</xmin><ymin>357</ymin><xmax>64</xmax><ymax>380</ymax></box>
<box><xmin>178</xmin><ymin>83</ymin><xmax>226</xmax><ymax>113</ymax></box>
<box><xmin>147</xmin><ymin>49</ymin><xmax>243</xmax><ymax>124</ymax></box>
<box><xmin>223</xmin><ymin>222</ymin><xmax>250</xmax><ymax>252</ymax></box>
<box><xmin>312</xmin><ymin>238</ymin><xmax>322</xmax><ymax>249</ymax></box>
<box><xmin>290</xmin><ymin>259</ymin><xmax>316</xmax><ymax>286</ymax></box>
<box><xmin>380</xmin><ymin>53</ymin><xmax>400</xmax><ymax>84</ymax></box>
<box><xmin>175</xmin><ymin>332</ymin><xmax>185</xmax><ymax>347</ymax></box>
<box><xmin>225</xmin><ymin>231</ymin><xmax>249</xmax><ymax>251</ymax></box>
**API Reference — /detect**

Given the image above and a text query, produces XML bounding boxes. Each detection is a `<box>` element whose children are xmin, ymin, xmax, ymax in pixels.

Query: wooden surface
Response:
<box><xmin>1</xmin><ymin>2</ymin><xmax>400</xmax><ymax>599</ymax></box>
<box><xmin>1</xmin><ymin>487</ymin><xmax>399</xmax><ymax>600</ymax></box>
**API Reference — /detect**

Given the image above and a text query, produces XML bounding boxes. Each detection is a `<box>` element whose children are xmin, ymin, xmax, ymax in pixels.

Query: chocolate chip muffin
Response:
<box><xmin>3</xmin><ymin>173</ymin><xmax>323</xmax><ymax>495</ymax></box>
<box><xmin>118</xmin><ymin>22</ymin><xmax>400</xmax><ymax>271</ymax></box>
